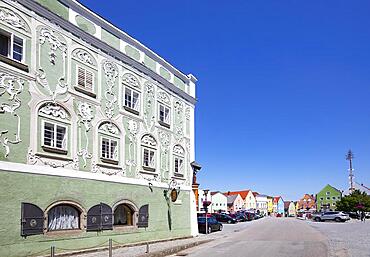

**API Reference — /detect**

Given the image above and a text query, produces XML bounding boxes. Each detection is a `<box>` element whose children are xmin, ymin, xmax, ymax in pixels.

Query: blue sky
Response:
<box><xmin>81</xmin><ymin>0</ymin><xmax>370</xmax><ymax>200</ymax></box>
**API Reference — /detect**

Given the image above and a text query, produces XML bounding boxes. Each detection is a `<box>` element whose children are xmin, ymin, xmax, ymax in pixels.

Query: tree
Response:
<box><xmin>336</xmin><ymin>190</ymin><xmax>370</xmax><ymax>212</ymax></box>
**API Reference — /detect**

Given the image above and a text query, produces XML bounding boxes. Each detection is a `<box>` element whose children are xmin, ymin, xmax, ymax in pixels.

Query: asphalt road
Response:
<box><xmin>175</xmin><ymin>217</ymin><xmax>328</xmax><ymax>257</ymax></box>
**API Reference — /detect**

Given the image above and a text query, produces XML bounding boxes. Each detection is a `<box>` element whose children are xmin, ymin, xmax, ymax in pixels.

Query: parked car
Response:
<box><xmin>344</xmin><ymin>212</ymin><xmax>360</xmax><ymax>219</ymax></box>
<box><xmin>230</xmin><ymin>213</ymin><xmax>247</xmax><ymax>222</ymax></box>
<box><xmin>198</xmin><ymin>217</ymin><xmax>223</xmax><ymax>233</ymax></box>
<box><xmin>245</xmin><ymin>212</ymin><xmax>255</xmax><ymax>220</ymax></box>
<box><xmin>312</xmin><ymin>211</ymin><xmax>350</xmax><ymax>222</ymax></box>
<box><xmin>213</xmin><ymin>213</ymin><xmax>237</xmax><ymax>224</ymax></box>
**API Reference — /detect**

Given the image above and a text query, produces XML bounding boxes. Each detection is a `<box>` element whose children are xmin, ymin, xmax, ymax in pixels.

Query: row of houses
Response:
<box><xmin>197</xmin><ymin>189</ymin><xmax>286</xmax><ymax>216</ymax></box>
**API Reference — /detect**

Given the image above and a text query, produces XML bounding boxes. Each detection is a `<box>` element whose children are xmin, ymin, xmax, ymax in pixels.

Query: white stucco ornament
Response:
<box><xmin>122</xmin><ymin>73</ymin><xmax>140</xmax><ymax>89</ymax></box>
<box><xmin>72</xmin><ymin>48</ymin><xmax>96</xmax><ymax>67</ymax></box>
<box><xmin>0</xmin><ymin>73</ymin><xmax>24</xmax><ymax>157</ymax></box>
<box><xmin>103</xmin><ymin>61</ymin><xmax>118</xmax><ymax>119</ymax></box>
<box><xmin>39</xmin><ymin>27</ymin><xmax>67</xmax><ymax>65</ymax></box>
<box><xmin>39</xmin><ymin>103</ymin><xmax>69</xmax><ymax>120</ymax></box>
<box><xmin>0</xmin><ymin>7</ymin><xmax>29</xmax><ymax>32</ymax></box>
<box><xmin>77</xmin><ymin>102</ymin><xmax>93</xmax><ymax>167</ymax></box>
<box><xmin>141</xmin><ymin>134</ymin><xmax>157</xmax><ymax>147</ymax></box>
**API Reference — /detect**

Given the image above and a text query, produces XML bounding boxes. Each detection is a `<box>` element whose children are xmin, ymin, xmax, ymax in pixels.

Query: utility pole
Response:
<box><xmin>346</xmin><ymin>150</ymin><xmax>355</xmax><ymax>193</ymax></box>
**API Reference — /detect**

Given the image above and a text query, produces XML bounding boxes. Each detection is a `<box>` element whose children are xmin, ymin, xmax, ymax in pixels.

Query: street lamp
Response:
<box><xmin>203</xmin><ymin>189</ymin><xmax>210</xmax><ymax>234</ymax></box>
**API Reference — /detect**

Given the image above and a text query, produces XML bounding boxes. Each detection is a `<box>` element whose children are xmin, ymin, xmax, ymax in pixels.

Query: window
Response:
<box><xmin>320</xmin><ymin>197</ymin><xmax>324</xmax><ymax>201</ymax></box>
<box><xmin>326</xmin><ymin>197</ymin><xmax>330</xmax><ymax>200</ymax></box>
<box><xmin>332</xmin><ymin>197</ymin><xmax>336</xmax><ymax>200</ymax></box>
<box><xmin>143</xmin><ymin>148</ymin><xmax>155</xmax><ymax>168</ymax></box>
<box><xmin>174</xmin><ymin>157</ymin><xmax>184</xmax><ymax>174</ymax></box>
<box><xmin>98</xmin><ymin>122</ymin><xmax>120</xmax><ymax>164</ymax></box>
<box><xmin>158</xmin><ymin>104</ymin><xmax>170</xmax><ymax>126</ymax></box>
<box><xmin>141</xmin><ymin>134</ymin><xmax>157</xmax><ymax>171</ymax></box>
<box><xmin>42</xmin><ymin>122</ymin><xmax>67</xmax><ymax>150</ymax></box>
<box><xmin>124</xmin><ymin>87</ymin><xmax>140</xmax><ymax>112</ymax></box>
<box><xmin>101</xmin><ymin>138</ymin><xmax>118</xmax><ymax>160</ymax></box>
<box><xmin>48</xmin><ymin>204</ymin><xmax>81</xmax><ymax>231</ymax></box>
<box><xmin>114</xmin><ymin>204</ymin><xmax>134</xmax><ymax>226</ymax></box>
<box><xmin>332</xmin><ymin>203</ymin><xmax>336</xmax><ymax>206</ymax></box>
<box><xmin>0</xmin><ymin>31</ymin><xmax>23</xmax><ymax>62</ymax></box>
<box><xmin>326</xmin><ymin>192</ymin><xmax>330</xmax><ymax>195</ymax></box>
<box><xmin>77</xmin><ymin>66</ymin><xmax>94</xmax><ymax>91</ymax></box>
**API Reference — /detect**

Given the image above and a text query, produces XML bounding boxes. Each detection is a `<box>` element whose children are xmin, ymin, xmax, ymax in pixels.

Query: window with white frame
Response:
<box><xmin>124</xmin><ymin>87</ymin><xmax>140</xmax><ymax>112</ymax></box>
<box><xmin>173</xmin><ymin>145</ymin><xmax>185</xmax><ymax>176</ymax></box>
<box><xmin>43</xmin><ymin>122</ymin><xmax>67</xmax><ymax>150</ymax></box>
<box><xmin>141</xmin><ymin>134</ymin><xmax>157</xmax><ymax>171</ymax></box>
<box><xmin>98</xmin><ymin>122</ymin><xmax>120</xmax><ymax>164</ymax></box>
<box><xmin>158</xmin><ymin>104</ymin><xmax>170</xmax><ymax>125</ymax></box>
<box><xmin>101</xmin><ymin>137</ymin><xmax>118</xmax><ymax>161</ymax></box>
<box><xmin>0</xmin><ymin>30</ymin><xmax>23</xmax><ymax>62</ymax></box>
<box><xmin>77</xmin><ymin>66</ymin><xmax>94</xmax><ymax>91</ymax></box>
<box><xmin>174</xmin><ymin>157</ymin><xmax>184</xmax><ymax>174</ymax></box>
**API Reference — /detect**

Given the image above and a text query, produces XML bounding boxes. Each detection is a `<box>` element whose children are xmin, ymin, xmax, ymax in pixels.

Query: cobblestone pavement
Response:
<box><xmin>307</xmin><ymin>219</ymin><xmax>370</xmax><ymax>257</ymax></box>
<box><xmin>74</xmin><ymin>219</ymin><xmax>261</xmax><ymax>257</ymax></box>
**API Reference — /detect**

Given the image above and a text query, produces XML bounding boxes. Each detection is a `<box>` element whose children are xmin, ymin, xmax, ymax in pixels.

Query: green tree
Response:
<box><xmin>336</xmin><ymin>190</ymin><xmax>370</xmax><ymax>212</ymax></box>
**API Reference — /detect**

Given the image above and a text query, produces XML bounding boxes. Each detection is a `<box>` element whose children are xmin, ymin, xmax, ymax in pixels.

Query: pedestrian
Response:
<box><xmin>361</xmin><ymin>211</ymin><xmax>365</xmax><ymax>222</ymax></box>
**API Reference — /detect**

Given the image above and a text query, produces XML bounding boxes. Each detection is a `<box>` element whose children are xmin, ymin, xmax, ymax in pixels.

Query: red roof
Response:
<box><xmin>223</xmin><ymin>190</ymin><xmax>251</xmax><ymax>199</ymax></box>
<box><xmin>273</xmin><ymin>196</ymin><xmax>281</xmax><ymax>203</ymax></box>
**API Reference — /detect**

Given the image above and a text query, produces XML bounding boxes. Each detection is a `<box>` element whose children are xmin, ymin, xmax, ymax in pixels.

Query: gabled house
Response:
<box><xmin>225</xmin><ymin>194</ymin><xmax>244</xmax><ymax>213</ymax></box>
<box><xmin>273</xmin><ymin>196</ymin><xmax>285</xmax><ymax>215</ymax></box>
<box><xmin>255</xmin><ymin>194</ymin><xmax>268</xmax><ymax>215</ymax></box>
<box><xmin>210</xmin><ymin>191</ymin><xmax>227</xmax><ymax>213</ymax></box>
<box><xmin>296</xmin><ymin>194</ymin><xmax>316</xmax><ymax>211</ymax></box>
<box><xmin>284</xmin><ymin>201</ymin><xmax>296</xmax><ymax>217</ymax></box>
<box><xmin>267</xmin><ymin>196</ymin><xmax>274</xmax><ymax>215</ymax></box>
<box><xmin>316</xmin><ymin>184</ymin><xmax>342</xmax><ymax>212</ymax></box>
<box><xmin>226</xmin><ymin>190</ymin><xmax>256</xmax><ymax>210</ymax></box>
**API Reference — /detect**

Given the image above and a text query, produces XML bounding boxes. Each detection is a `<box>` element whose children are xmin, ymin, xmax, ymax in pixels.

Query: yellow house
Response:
<box><xmin>267</xmin><ymin>196</ymin><xmax>274</xmax><ymax>215</ymax></box>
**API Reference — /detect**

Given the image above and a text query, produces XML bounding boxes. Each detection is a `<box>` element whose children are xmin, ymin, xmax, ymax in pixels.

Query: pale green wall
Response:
<box><xmin>75</xmin><ymin>15</ymin><xmax>96</xmax><ymax>35</ymax></box>
<box><xmin>0</xmin><ymin>171</ymin><xmax>191</xmax><ymax>257</ymax></box>
<box><xmin>36</xmin><ymin>0</ymin><xmax>69</xmax><ymax>20</ymax></box>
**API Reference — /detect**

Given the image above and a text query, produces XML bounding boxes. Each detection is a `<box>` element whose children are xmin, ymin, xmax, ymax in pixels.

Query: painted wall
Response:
<box><xmin>245</xmin><ymin>191</ymin><xmax>256</xmax><ymax>210</ymax></box>
<box><xmin>210</xmin><ymin>193</ymin><xmax>227</xmax><ymax>213</ymax></box>
<box><xmin>316</xmin><ymin>184</ymin><xmax>342</xmax><ymax>211</ymax></box>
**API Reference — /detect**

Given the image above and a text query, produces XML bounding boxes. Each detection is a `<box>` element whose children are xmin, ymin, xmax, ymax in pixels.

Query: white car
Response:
<box><xmin>312</xmin><ymin>211</ymin><xmax>350</xmax><ymax>222</ymax></box>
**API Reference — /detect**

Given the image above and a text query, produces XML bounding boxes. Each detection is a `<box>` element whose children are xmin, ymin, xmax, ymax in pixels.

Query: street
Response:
<box><xmin>174</xmin><ymin>217</ymin><xmax>328</xmax><ymax>257</ymax></box>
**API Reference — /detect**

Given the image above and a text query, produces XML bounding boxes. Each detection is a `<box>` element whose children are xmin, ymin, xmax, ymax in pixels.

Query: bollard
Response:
<box><xmin>50</xmin><ymin>246</ymin><xmax>55</xmax><ymax>257</ymax></box>
<box><xmin>146</xmin><ymin>242</ymin><xmax>149</xmax><ymax>254</ymax></box>
<box><xmin>109</xmin><ymin>239</ymin><xmax>113</xmax><ymax>257</ymax></box>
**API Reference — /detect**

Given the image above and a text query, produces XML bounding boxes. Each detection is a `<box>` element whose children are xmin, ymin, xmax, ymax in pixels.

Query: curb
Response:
<box><xmin>137</xmin><ymin>239</ymin><xmax>213</xmax><ymax>257</ymax></box>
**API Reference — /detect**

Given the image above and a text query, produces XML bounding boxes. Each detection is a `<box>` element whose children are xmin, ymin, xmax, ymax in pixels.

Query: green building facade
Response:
<box><xmin>0</xmin><ymin>0</ymin><xmax>198</xmax><ymax>256</ymax></box>
<box><xmin>316</xmin><ymin>184</ymin><xmax>342</xmax><ymax>212</ymax></box>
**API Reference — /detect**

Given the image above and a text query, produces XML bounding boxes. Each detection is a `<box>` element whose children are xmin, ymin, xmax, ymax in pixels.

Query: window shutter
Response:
<box><xmin>100</xmin><ymin>203</ymin><xmax>113</xmax><ymax>230</ymax></box>
<box><xmin>85</xmin><ymin>70</ymin><xmax>93</xmax><ymax>90</ymax></box>
<box><xmin>21</xmin><ymin>203</ymin><xmax>44</xmax><ymax>237</ymax></box>
<box><xmin>77</xmin><ymin>67</ymin><xmax>85</xmax><ymax>88</ymax></box>
<box><xmin>138</xmin><ymin>204</ymin><xmax>149</xmax><ymax>228</ymax></box>
<box><xmin>87</xmin><ymin>203</ymin><xmax>113</xmax><ymax>231</ymax></box>
<box><xmin>86</xmin><ymin>204</ymin><xmax>101</xmax><ymax>232</ymax></box>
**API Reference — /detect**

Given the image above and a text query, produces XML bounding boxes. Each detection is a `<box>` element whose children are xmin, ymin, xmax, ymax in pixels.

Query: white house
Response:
<box><xmin>210</xmin><ymin>191</ymin><xmax>227</xmax><ymax>213</ymax></box>
<box><xmin>255</xmin><ymin>194</ymin><xmax>268</xmax><ymax>216</ymax></box>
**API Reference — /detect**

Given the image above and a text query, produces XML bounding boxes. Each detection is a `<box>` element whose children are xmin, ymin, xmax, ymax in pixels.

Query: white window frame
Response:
<box><xmin>174</xmin><ymin>156</ymin><xmax>184</xmax><ymax>174</ymax></box>
<box><xmin>0</xmin><ymin>29</ymin><xmax>24</xmax><ymax>62</ymax></box>
<box><xmin>41</xmin><ymin>120</ymin><xmax>68</xmax><ymax>150</ymax></box>
<box><xmin>158</xmin><ymin>103</ymin><xmax>170</xmax><ymax>125</ymax></box>
<box><xmin>100</xmin><ymin>137</ymin><xmax>118</xmax><ymax>161</ymax></box>
<box><xmin>124</xmin><ymin>86</ymin><xmax>140</xmax><ymax>112</ymax></box>
<box><xmin>76</xmin><ymin>65</ymin><xmax>94</xmax><ymax>92</ymax></box>
<box><xmin>142</xmin><ymin>147</ymin><xmax>156</xmax><ymax>169</ymax></box>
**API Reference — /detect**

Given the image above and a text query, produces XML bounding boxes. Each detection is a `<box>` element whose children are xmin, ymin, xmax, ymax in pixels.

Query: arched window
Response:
<box><xmin>141</xmin><ymin>134</ymin><xmax>157</xmax><ymax>171</ymax></box>
<box><xmin>114</xmin><ymin>204</ymin><xmax>134</xmax><ymax>226</ymax></box>
<box><xmin>173</xmin><ymin>144</ymin><xmax>185</xmax><ymax>176</ymax></box>
<box><xmin>38</xmin><ymin>102</ymin><xmax>70</xmax><ymax>155</ymax></box>
<box><xmin>47</xmin><ymin>203</ymin><xmax>82</xmax><ymax>231</ymax></box>
<box><xmin>98</xmin><ymin>121</ymin><xmax>120</xmax><ymax>165</ymax></box>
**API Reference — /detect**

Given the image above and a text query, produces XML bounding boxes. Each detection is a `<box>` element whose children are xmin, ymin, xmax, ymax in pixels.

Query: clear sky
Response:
<box><xmin>80</xmin><ymin>0</ymin><xmax>370</xmax><ymax>200</ymax></box>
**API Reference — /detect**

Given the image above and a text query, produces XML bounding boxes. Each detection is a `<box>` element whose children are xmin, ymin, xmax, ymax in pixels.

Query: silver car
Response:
<box><xmin>312</xmin><ymin>211</ymin><xmax>350</xmax><ymax>222</ymax></box>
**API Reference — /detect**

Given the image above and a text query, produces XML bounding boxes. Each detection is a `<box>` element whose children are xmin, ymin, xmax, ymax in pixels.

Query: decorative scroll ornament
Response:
<box><xmin>159</xmin><ymin>131</ymin><xmax>170</xmax><ymax>180</ymax></box>
<box><xmin>0</xmin><ymin>7</ymin><xmax>29</xmax><ymax>32</ymax></box>
<box><xmin>103</xmin><ymin>61</ymin><xmax>118</xmax><ymax>119</ymax></box>
<box><xmin>0</xmin><ymin>73</ymin><xmax>24</xmax><ymax>157</ymax></box>
<box><xmin>159</xmin><ymin>131</ymin><xmax>170</xmax><ymax>148</ymax></box>
<box><xmin>72</xmin><ymin>48</ymin><xmax>96</xmax><ymax>67</ymax></box>
<box><xmin>141</xmin><ymin>134</ymin><xmax>157</xmax><ymax>147</ymax></box>
<box><xmin>39</xmin><ymin>27</ymin><xmax>67</xmax><ymax>65</ymax></box>
<box><xmin>185</xmin><ymin>139</ymin><xmax>191</xmax><ymax>186</ymax></box>
<box><xmin>143</xmin><ymin>82</ymin><xmax>155</xmax><ymax>131</ymax></box>
<box><xmin>36</xmin><ymin>69</ymin><xmax>68</xmax><ymax>101</ymax></box>
<box><xmin>157</xmin><ymin>90</ymin><xmax>171</xmax><ymax>105</ymax></box>
<box><xmin>122</xmin><ymin>73</ymin><xmax>140</xmax><ymax>89</ymax></box>
<box><xmin>185</xmin><ymin>106</ymin><xmax>190</xmax><ymax>120</ymax></box>
<box><xmin>126</xmin><ymin>119</ymin><xmax>138</xmax><ymax>167</ymax></box>
<box><xmin>77</xmin><ymin>102</ymin><xmax>93</xmax><ymax>167</ymax></box>
<box><xmin>174</xmin><ymin>100</ymin><xmax>184</xmax><ymax>142</ymax></box>
<box><xmin>99</xmin><ymin>122</ymin><xmax>119</xmax><ymax>135</ymax></box>
<box><xmin>173</xmin><ymin>145</ymin><xmax>185</xmax><ymax>155</ymax></box>
<box><xmin>39</xmin><ymin>103</ymin><xmax>69</xmax><ymax>120</ymax></box>
<box><xmin>28</xmin><ymin>149</ymin><xmax>79</xmax><ymax>169</ymax></box>
<box><xmin>92</xmin><ymin>160</ymin><xmax>124</xmax><ymax>176</ymax></box>
<box><xmin>138</xmin><ymin>171</ymin><xmax>160</xmax><ymax>183</ymax></box>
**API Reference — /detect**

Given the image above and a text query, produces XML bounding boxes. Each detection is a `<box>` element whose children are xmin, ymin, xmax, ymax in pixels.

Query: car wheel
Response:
<box><xmin>227</xmin><ymin>220</ymin><xmax>232</xmax><ymax>224</ymax></box>
<box><xmin>335</xmin><ymin>217</ymin><xmax>341</xmax><ymax>222</ymax></box>
<box><xmin>219</xmin><ymin>224</ymin><xmax>223</xmax><ymax>231</ymax></box>
<box><xmin>207</xmin><ymin>226</ymin><xmax>212</xmax><ymax>234</ymax></box>
<box><xmin>314</xmin><ymin>217</ymin><xmax>321</xmax><ymax>222</ymax></box>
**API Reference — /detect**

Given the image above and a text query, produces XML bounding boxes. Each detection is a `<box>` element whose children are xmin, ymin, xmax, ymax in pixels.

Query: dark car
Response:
<box><xmin>244</xmin><ymin>212</ymin><xmax>255</xmax><ymax>221</ymax></box>
<box><xmin>229</xmin><ymin>213</ymin><xmax>246</xmax><ymax>222</ymax></box>
<box><xmin>198</xmin><ymin>217</ymin><xmax>223</xmax><ymax>233</ymax></box>
<box><xmin>213</xmin><ymin>213</ymin><xmax>237</xmax><ymax>224</ymax></box>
